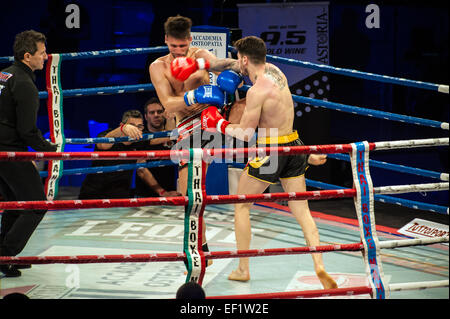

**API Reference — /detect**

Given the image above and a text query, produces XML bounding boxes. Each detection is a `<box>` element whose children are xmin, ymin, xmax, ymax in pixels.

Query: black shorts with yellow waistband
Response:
<box><xmin>245</xmin><ymin>130</ymin><xmax>309</xmax><ymax>184</ymax></box>
<box><xmin>175</xmin><ymin>110</ymin><xmax>222</xmax><ymax>169</ymax></box>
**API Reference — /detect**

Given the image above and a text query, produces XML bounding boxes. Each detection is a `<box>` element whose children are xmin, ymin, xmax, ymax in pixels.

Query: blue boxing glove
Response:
<box><xmin>217</xmin><ymin>70</ymin><xmax>243</xmax><ymax>94</ymax></box>
<box><xmin>184</xmin><ymin>85</ymin><xmax>226</xmax><ymax>107</ymax></box>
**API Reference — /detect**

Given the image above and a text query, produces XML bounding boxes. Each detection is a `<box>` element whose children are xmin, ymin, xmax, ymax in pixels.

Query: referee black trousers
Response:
<box><xmin>0</xmin><ymin>161</ymin><xmax>47</xmax><ymax>257</ymax></box>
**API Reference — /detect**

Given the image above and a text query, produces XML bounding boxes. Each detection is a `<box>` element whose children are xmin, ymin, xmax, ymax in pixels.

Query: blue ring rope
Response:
<box><xmin>3</xmin><ymin>45</ymin><xmax>446</xmax><ymax>93</ymax></box>
<box><xmin>291</xmin><ymin>93</ymin><xmax>447</xmax><ymax>130</ymax></box>
<box><xmin>0</xmin><ymin>47</ymin><xmax>169</xmax><ymax>63</ymax></box>
<box><xmin>39</xmin><ymin>160</ymin><xmax>175</xmax><ymax>178</ymax></box>
<box><xmin>327</xmin><ymin>153</ymin><xmax>446</xmax><ymax>181</ymax></box>
<box><xmin>305</xmin><ymin>179</ymin><xmax>448</xmax><ymax>215</ymax></box>
<box><xmin>63</xmin><ymin>130</ymin><xmax>176</xmax><ymax>144</ymax></box>
<box><xmin>228</xmin><ymin>46</ymin><xmax>447</xmax><ymax>93</ymax></box>
<box><xmin>36</xmin><ymin>83</ymin><xmax>448</xmax><ymax>130</ymax></box>
<box><xmin>238</xmin><ymin>84</ymin><xmax>447</xmax><ymax>130</ymax></box>
<box><xmin>38</xmin><ymin>84</ymin><xmax>155</xmax><ymax>99</ymax></box>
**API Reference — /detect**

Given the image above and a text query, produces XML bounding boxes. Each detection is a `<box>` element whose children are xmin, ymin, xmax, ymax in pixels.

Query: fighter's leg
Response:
<box><xmin>228</xmin><ymin>171</ymin><xmax>270</xmax><ymax>282</ymax></box>
<box><xmin>280</xmin><ymin>175</ymin><xmax>337</xmax><ymax>289</ymax></box>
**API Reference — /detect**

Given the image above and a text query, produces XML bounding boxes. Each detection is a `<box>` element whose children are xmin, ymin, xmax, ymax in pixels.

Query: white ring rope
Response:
<box><xmin>389</xmin><ymin>280</ymin><xmax>449</xmax><ymax>292</ymax></box>
<box><xmin>379</xmin><ymin>237</ymin><xmax>449</xmax><ymax>249</ymax></box>
<box><xmin>374</xmin><ymin>138</ymin><xmax>449</xmax><ymax>151</ymax></box>
<box><xmin>374</xmin><ymin>182</ymin><xmax>449</xmax><ymax>195</ymax></box>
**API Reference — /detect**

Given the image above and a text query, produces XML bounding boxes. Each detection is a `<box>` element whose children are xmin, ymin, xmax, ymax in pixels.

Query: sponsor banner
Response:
<box><xmin>237</xmin><ymin>2</ymin><xmax>330</xmax><ymax>125</ymax></box>
<box><xmin>191</xmin><ymin>26</ymin><xmax>229</xmax><ymax>85</ymax></box>
<box><xmin>237</xmin><ymin>2</ymin><xmax>329</xmax><ymax>82</ymax></box>
<box><xmin>398</xmin><ymin>218</ymin><xmax>449</xmax><ymax>239</ymax></box>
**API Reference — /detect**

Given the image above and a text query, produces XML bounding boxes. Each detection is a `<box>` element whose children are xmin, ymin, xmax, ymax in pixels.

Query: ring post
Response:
<box><xmin>350</xmin><ymin>141</ymin><xmax>389</xmax><ymax>299</ymax></box>
<box><xmin>183</xmin><ymin>148</ymin><xmax>207</xmax><ymax>285</ymax></box>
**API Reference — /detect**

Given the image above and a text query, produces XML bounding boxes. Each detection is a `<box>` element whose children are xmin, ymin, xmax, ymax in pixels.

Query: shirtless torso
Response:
<box><xmin>251</xmin><ymin>63</ymin><xmax>294</xmax><ymax>137</ymax></box>
<box><xmin>149</xmin><ymin>47</ymin><xmax>214</xmax><ymax>124</ymax></box>
<box><xmin>225</xmin><ymin>62</ymin><xmax>294</xmax><ymax>140</ymax></box>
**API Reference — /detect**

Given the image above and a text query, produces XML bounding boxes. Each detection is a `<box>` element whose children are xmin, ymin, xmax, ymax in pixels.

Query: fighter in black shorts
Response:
<box><xmin>245</xmin><ymin>131</ymin><xmax>309</xmax><ymax>184</ymax></box>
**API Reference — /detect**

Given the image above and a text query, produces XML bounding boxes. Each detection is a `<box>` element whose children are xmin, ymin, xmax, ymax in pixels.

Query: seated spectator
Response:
<box><xmin>79</xmin><ymin>109</ymin><xmax>170</xmax><ymax>199</ymax></box>
<box><xmin>134</xmin><ymin>98</ymin><xmax>180</xmax><ymax>197</ymax></box>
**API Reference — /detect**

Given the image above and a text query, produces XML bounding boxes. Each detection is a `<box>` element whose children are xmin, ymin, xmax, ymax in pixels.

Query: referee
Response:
<box><xmin>0</xmin><ymin>30</ymin><xmax>57</xmax><ymax>277</ymax></box>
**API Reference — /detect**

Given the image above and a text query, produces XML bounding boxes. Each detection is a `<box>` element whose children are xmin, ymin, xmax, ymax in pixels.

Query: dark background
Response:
<box><xmin>0</xmin><ymin>0</ymin><xmax>448</xmax><ymax>208</ymax></box>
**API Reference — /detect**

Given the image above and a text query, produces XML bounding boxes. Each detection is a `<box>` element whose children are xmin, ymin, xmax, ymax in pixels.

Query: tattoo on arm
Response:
<box><xmin>264</xmin><ymin>65</ymin><xmax>286</xmax><ymax>89</ymax></box>
<box><xmin>209</xmin><ymin>58</ymin><xmax>240</xmax><ymax>73</ymax></box>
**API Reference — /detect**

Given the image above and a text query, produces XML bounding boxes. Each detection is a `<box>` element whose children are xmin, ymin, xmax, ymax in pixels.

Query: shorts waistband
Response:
<box><xmin>177</xmin><ymin>111</ymin><xmax>202</xmax><ymax>135</ymax></box>
<box><xmin>257</xmin><ymin>130</ymin><xmax>299</xmax><ymax>145</ymax></box>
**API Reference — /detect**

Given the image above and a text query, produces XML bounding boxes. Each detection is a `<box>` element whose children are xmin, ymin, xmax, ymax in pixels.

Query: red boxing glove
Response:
<box><xmin>201</xmin><ymin>106</ymin><xmax>229</xmax><ymax>134</ymax></box>
<box><xmin>170</xmin><ymin>57</ymin><xmax>210</xmax><ymax>81</ymax></box>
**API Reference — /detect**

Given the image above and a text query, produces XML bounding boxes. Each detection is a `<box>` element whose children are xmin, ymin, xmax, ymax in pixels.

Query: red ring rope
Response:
<box><xmin>207</xmin><ymin>286</ymin><xmax>373</xmax><ymax>299</ymax></box>
<box><xmin>0</xmin><ymin>189</ymin><xmax>356</xmax><ymax>210</ymax></box>
<box><xmin>0</xmin><ymin>143</ymin><xmax>373</xmax><ymax>161</ymax></box>
<box><xmin>0</xmin><ymin>243</ymin><xmax>363</xmax><ymax>264</ymax></box>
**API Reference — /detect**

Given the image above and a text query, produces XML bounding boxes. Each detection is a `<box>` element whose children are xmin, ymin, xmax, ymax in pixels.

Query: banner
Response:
<box><xmin>45</xmin><ymin>53</ymin><xmax>65</xmax><ymax>200</ymax></box>
<box><xmin>351</xmin><ymin>141</ymin><xmax>388</xmax><ymax>299</ymax></box>
<box><xmin>398</xmin><ymin>218</ymin><xmax>449</xmax><ymax>240</ymax></box>
<box><xmin>183</xmin><ymin>148</ymin><xmax>207</xmax><ymax>284</ymax></box>
<box><xmin>191</xmin><ymin>25</ymin><xmax>229</xmax><ymax>85</ymax></box>
<box><xmin>237</xmin><ymin>2</ymin><xmax>330</xmax><ymax>119</ymax></box>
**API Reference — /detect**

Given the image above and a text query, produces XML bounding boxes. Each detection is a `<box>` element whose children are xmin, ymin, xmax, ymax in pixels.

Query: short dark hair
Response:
<box><xmin>234</xmin><ymin>36</ymin><xmax>267</xmax><ymax>65</ymax></box>
<box><xmin>164</xmin><ymin>15</ymin><xmax>192</xmax><ymax>39</ymax></box>
<box><xmin>13</xmin><ymin>30</ymin><xmax>46</xmax><ymax>61</ymax></box>
<box><xmin>176</xmin><ymin>282</ymin><xmax>206</xmax><ymax>299</ymax></box>
<box><xmin>121</xmin><ymin>109</ymin><xmax>143</xmax><ymax>124</ymax></box>
<box><xmin>143</xmin><ymin>97</ymin><xmax>164</xmax><ymax>113</ymax></box>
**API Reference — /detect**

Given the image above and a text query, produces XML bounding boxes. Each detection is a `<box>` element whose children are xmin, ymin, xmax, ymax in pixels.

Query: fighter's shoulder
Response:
<box><xmin>247</xmin><ymin>83</ymin><xmax>268</xmax><ymax>100</ymax></box>
<box><xmin>150</xmin><ymin>56</ymin><xmax>168</xmax><ymax>69</ymax></box>
<box><xmin>149</xmin><ymin>56</ymin><xmax>169</xmax><ymax>77</ymax></box>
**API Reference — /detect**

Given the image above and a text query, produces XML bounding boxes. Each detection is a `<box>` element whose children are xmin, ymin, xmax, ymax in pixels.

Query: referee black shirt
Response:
<box><xmin>0</xmin><ymin>60</ymin><xmax>56</xmax><ymax>152</ymax></box>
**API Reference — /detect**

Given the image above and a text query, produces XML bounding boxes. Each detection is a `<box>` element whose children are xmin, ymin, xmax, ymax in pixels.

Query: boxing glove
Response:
<box><xmin>201</xmin><ymin>106</ymin><xmax>230</xmax><ymax>134</ymax></box>
<box><xmin>217</xmin><ymin>70</ymin><xmax>243</xmax><ymax>94</ymax></box>
<box><xmin>170</xmin><ymin>57</ymin><xmax>210</xmax><ymax>81</ymax></box>
<box><xmin>184</xmin><ymin>85</ymin><xmax>226</xmax><ymax>107</ymax></box>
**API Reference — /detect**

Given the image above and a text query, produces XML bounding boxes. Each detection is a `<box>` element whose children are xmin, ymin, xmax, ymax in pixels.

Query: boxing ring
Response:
<box><xmin>0</xmin><ymin>42</ymin><xmax>448</xmax><ymax>300</ymax></box>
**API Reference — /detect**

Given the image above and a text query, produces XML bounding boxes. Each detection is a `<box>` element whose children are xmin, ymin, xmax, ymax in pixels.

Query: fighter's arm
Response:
<box><xmin>136</xmin><ymin>163</ymin><xmax>180</xmax><ymax>197</ymax></box>
<box><xmin>97</xmin><ymin>124</ymin><xmax>142</xmax><ymax>150</ymax></box>
<box><xmin>224</xmin><ymin>88</ymin><xmax>262</xmax><ymax>141</ymax></box>
<box><xmin>149</xmin><ymin>61</ymin><xmax>186</xmax><ymax>114</ymax></box>
<box><xmin>194</xmin><ymin>49</ymin><xmax>240</xmax><ymax>74</ymax></box>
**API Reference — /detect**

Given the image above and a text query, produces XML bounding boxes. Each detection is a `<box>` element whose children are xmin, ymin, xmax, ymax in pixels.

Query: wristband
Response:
<box><xmin>184</xmin><ymin>90</ymin><xmax>196</xmax><ymax>106</ymax></box>
<box><xmin>158</xmin><ymin>189</ymin><xmax>166</xmax><ymax>196</ymax></box>
<box><xmin>197</xmin><ymin>58</ymin><xmax>209</xmax><ymax>70</ymax></box>
<box><xmin>120</xmin><ymin>123</ymin><xmax>126</xmax><ymax>133</ymax></box>
<box><xmin>216</xmin><ymin>118</ymin><xmax>229</xmax><ymax>134</ymax></box>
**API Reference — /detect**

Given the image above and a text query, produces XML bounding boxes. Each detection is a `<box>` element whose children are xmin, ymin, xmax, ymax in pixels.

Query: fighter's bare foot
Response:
<box><xmin>316</xmin><ymin>269</ymin><xmax>338</xmax><ymax>289</ymax></box>
<box><xmin>308</xmin><ymin>154</ymin><xmax>327</xmax><ymax>166</ymax></box>
<box><xmin>228</xmin><ymin>268</ymin><xmax>250</xmax><ymax>282</ymax></box>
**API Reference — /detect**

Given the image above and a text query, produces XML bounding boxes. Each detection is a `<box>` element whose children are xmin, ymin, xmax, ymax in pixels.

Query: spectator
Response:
<box><xmin>134</xmin><ymin>98</ymin><xmax>180</xmax><ymax>197</ymax></box>
<box><xmin>78</xmin><ymin>110</ymin><xmax>144</xmax><ymax>199</ymax></box>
